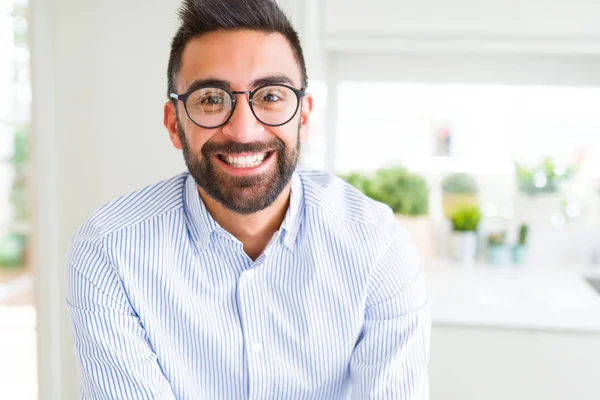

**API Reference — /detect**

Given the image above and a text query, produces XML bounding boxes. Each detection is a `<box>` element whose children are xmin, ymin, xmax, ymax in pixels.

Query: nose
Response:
<box><xmin>221</xmin><ymin>92</ymin><xmax>265</xmax><ymax>143</ymax></box>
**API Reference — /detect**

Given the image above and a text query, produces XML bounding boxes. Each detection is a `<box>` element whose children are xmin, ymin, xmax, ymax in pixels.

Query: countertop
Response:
<box><xmin>425</xmin><ymin>260</ymin><xmax>600</xmax><ymax>333</ymax></box>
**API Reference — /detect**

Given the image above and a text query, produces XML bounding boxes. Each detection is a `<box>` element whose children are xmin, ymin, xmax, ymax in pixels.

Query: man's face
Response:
<box><xmin>164</xmin><ymin>30</ymin><xmax>312</xmax><ymax>214</ymax></box>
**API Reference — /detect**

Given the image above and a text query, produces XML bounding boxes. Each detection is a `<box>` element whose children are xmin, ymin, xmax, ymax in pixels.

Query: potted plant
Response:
<box><xmin>342</xmin><ymin>167</ymin><xmax>435</xmax><ymax>261</ymax></box>
<box><xmin>514</xmin><ymin>157</ymin><xmax>578</xmax><ymax>226</ymax></box>
<box><xmin>449</xmin><ymin>205</ymin><xmax>481</xmax><ymax>266</ymax></box>
<box><xmin>515</xmin><ymin>157</ymin><xmax>577</xmax><ymax>195</ymax></box>
<box><xmin>368</xmin><ymin>167</ymin><xmax>429</xmax><ymax>216</ymax></box>
<box><xmin>486</xmin><ymin>231</ymin><xmax>509</xmax><ymax>266</ymax></box>
<box><xmin>441</xmin><ymin>172</ymin><xmax>478</xmax><ymax>218</ymax></box>
<box><xmin>512</xmin><ymin>224</ymin><xmax>529</xmax><ymax>264</ymax></box>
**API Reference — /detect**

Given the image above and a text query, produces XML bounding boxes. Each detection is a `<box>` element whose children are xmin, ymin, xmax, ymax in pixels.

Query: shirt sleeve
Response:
<box><xmin>349</xmin><ymin>220</ymin><xmax>431</xmax><ymax>399</ymax></box>
<box><xmin>65</xmin><ymin>221</ymin><xmax>177</xmax><ymax>400</ymax></box>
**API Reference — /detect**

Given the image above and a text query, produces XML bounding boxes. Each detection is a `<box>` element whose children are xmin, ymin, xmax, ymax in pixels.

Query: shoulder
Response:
<box><xmin>296</xmin><ymin>168</ymin><xmax>421</xmax><ymax>301</ymax></box>
<box><xmin>76</xmin><ymin>172</ymin><xmax>189</xmax><ymax>239</ymax></box>
<box><xmin>297</xmin><ymin>168</ymin><xmax>395</xmax><ymax>231</ymax></box>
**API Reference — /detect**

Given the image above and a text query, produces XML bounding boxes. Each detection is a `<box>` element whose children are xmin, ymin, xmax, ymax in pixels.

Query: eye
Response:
<box><xmin>261</xmin><ymin>92</ymin><xmax>281</xmax><ymax>103</ymax></box>
<box><xmin>254</xmin><ymin>88</ymin><xmax>287</xmax><ymax>105</ymax></box>
<box><xmin>200</xmin><ymin>96</ymin><xmax>224</xmax><ymax>105</ymax></box>
<box><xmin>187</xmin><ymin>88</ymin><xmax>229</xmax><ymax>109</ymax></box>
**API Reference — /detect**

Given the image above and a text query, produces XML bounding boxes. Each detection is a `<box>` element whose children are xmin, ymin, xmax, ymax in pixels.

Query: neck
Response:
<box><xmin>198</xmin><ymin>184</ymin><xmax>291</xmax><ymax>260</ymax></box>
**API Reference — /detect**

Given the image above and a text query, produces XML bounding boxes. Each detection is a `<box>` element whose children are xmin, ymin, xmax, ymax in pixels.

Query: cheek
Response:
<box><xmin>269</xmin><ymin>125</ymin><xmax>298</xmax><ymax>147</ymax></box>
<box><xmin>182</xmin><ymin>123</ymin><xmax>213</xmax><ymax>152</ymax></box>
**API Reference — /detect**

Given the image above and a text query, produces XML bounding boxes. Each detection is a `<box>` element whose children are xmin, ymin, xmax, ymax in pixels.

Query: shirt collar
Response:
<box><xmin>281</xmin><ymin>171</ymin><xmax>304</xmax><ymax>251</ymax></box>
<box><xmin>183</xmin><ymin>170</ymin><xmax>304</xmax><ymax>252</ymax></box>
<box><xmin>183</xmin><ymin>173</ymin><xmax>218</xmax><ymax>251</ymax></box>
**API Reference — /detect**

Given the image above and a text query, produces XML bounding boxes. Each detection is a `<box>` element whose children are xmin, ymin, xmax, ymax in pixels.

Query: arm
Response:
<box><xmin>350</xmin><ymin>223</ymin><xmax>431</xmax><ymax>399</ymax></box>
<box><xmin>65</xmin><ymin>222</ymin><xmax>177</xmax><ymax>400</ymax></box>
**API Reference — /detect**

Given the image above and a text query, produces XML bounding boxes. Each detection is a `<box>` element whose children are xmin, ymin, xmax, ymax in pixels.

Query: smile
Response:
<box><xmin>217</xmin><ymin>151</ymin><xmax>273</xmax><ymax>169</ymax></box>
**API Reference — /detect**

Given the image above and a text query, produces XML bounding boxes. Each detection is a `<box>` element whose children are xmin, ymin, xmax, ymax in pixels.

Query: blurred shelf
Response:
<box><xmin>0</xmin><ymin>118</ymin><xmax>30</xmax><ymax>127</ymax></box>
<box><xmin>0</xmin><ymin>220</ymin><xmax>32</xmax><ymax>237</ymax></box>
<box><xmin>10</xmin><ymin>220</ymin><xmax>31</xmax><ymax>235</ymax></box>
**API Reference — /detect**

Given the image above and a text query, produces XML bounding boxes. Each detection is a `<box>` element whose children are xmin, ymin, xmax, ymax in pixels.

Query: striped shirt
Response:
<box><xmin>65</xmin><ymin>168</ymin><xmax>430</xmax><ymax>400</ymax></box>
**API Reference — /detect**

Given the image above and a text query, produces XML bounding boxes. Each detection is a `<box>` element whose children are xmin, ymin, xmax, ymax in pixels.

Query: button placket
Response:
<box><xmin>237</xmin><ymin>262</ymin><xmax>270</xmax><ymax>399</ymax></box>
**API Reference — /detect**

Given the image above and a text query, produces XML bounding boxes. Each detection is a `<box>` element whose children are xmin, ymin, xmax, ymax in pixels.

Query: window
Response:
<box><xmin>335</xmin><ymin>82</ymin><xmax>600</xmax><ymax>178</ymax></box>
<box><xmin>333</xmin><ymin>81</ymin><xmax>600</xmax><ymax>264</ymax></box>
<box><xmin>0</xmin><ymin>1</ymin><xmax>35</xmax><ymax>399</ymax></box>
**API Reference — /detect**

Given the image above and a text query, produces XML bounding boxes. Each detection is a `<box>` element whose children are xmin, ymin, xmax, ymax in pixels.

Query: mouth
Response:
<box><xmin>214</xmin><ymin>150</ymin><xmax>275</xmax><ymax>175</ymax></box>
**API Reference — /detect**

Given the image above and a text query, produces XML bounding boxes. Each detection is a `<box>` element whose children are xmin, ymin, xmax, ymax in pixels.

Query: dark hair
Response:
<box><xmin>167</xmin><ymin>0</ymin><xmax>308</xmax><ymax>99</ymax></box>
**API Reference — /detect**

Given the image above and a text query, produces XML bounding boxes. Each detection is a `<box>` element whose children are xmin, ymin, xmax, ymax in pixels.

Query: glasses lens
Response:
<box><xmin>252</xmin><ymin>85</ymin><xmax>299</xmax><ymax>126</ymax></box>
<box><xmin>185</xmin><ymin>87</ymin><xmax>232</xmax><ymax>128</ymax></box>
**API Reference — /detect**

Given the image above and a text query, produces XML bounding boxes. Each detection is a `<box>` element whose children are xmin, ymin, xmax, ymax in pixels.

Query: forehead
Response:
<box><xmin>178</xmin><ymin>30</ymin><xmax>302</xmax><ymax>91</ymax></box>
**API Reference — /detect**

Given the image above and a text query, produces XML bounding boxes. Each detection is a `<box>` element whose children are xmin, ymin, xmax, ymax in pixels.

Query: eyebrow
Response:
<box><xmin>183</xmin><ymin>74</ymin><xmax>297</xmax><ymax>94</ymax></box>
<box><xmin>250</xmin><ymin>74</ymin><xmax>295</xmax><ymax>89</ymax></box>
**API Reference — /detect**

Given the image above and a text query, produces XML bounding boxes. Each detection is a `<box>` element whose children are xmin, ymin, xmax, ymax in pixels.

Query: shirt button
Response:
<box><xmin>252</xmin><ymin>343</ymin><xmax>262</xmax><ymax>353</ymax></box>
<box><xmin>245</xmin><ymin>270</ymin><xmax>255</xmax><ymax>280</ymax></box>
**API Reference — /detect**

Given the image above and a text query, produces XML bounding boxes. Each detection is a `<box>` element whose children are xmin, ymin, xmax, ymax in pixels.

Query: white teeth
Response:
<box><xmin>223</xmin><ymin>152</ymin><xmax>267</xmax><ymax>168</ymax></box>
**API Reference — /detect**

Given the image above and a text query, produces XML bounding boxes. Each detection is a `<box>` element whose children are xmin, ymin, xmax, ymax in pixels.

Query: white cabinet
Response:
<box><xmin>531</xmin><ymin>331</ymin><xmax>600</xmax><ymax>400</ymax></box>
<box><xmin>430</xmin><ymin>325</ymin><xmax>600</xmax><ymax>400</ymax></box>
<box><xmin>430</xmin><ymin>327</ymin><xmax>534</xmax><ymax>400</ymax></box>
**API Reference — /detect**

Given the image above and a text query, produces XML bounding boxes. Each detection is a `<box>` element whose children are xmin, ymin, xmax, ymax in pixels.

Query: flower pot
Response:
<box><xmin>512</xmin><ymin>245</ymin><xmax>528</xmax><ymax>265</ymax></box>
<box><xmin>486</xmin><ymin>245</ymin><xmax>510</xmax><ymax>266</ymax></box>
<box><xmin>395</xmin><ymin>215</ymin><xmax>436</xmax><ymax>262</ymax></box>
<box><xmin>450</xmin><ymin>231</ymin><xmax>478</xmax><ymax>267</ymax></box>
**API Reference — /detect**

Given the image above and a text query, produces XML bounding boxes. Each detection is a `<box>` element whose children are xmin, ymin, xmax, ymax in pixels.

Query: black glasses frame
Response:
<box><xmin>170</xmin><ymin>84</ymin><xmax>306</xmax><ymax>129</ymax></box>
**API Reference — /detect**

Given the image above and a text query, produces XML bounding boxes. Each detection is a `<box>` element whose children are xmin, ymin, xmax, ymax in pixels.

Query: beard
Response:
<box><xmin>178</xmin><ymin>121</ymin><xmax>301</xmax><ymax>215</ymax></box>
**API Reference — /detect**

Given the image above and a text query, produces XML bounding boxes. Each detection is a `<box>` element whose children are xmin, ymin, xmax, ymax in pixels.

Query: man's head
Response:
<box><xmin>164</xmin><ymin>0</ymin><xmax>312</xmax><ymax>215</ymax></box>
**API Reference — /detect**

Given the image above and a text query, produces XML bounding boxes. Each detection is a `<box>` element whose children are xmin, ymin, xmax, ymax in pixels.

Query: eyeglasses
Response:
<box><xmin>170</xmin><ymin>84</ymin><xmax>306</xmax><ymax>129</ymax></box>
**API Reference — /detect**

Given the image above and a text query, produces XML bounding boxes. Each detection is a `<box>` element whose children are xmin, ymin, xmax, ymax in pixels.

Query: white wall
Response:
<box><xmin>31</xmin><ymin>0</ymin><xmax>183</xmax><ymax>398</ymax></box>
<box><xmin>325</xmin><ymin>0</ymin><xmax>600</xmax><ymax>38</ymax></box>
<box><xmin>328</xmin><ymin>52</ymin><xmax>600</xmax><ymax>86</ymax></box>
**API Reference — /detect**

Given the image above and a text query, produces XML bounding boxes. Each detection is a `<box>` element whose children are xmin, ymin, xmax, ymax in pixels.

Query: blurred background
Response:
<box><xmin>2</xmin><ymin>0</ymin><xmax>600</xmax><ymax>399</ymax></box>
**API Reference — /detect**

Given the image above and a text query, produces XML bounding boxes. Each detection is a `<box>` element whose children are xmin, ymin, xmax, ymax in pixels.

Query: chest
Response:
<box><xmin>122</xmin><ymin>239</ymin><xmax>367</xmax><ymax>370</ymax></box>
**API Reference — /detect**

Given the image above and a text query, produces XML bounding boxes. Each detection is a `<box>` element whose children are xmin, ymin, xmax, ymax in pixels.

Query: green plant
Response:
<box><xmin>450</xmin><ymin>205</ymin><xmax>481</xmax><ymax>232</ymax></box>
<box><xmin>516</xmin><ymin>157</ymin><xmax>578</xmax><ymax>195</ymax></box>
<box><xmin>0</xmin><ymin>233</ymin><xmax>26</xmax><ymax>268</ymax></box>
<box><xmin>487</xmin><ymin>231</ymin><xmax>506</xmax><ymax>246</ymax></box>
<box><xmin>369</xmin><ymin>167</ymin><xmax>429</xmax><ymax>216</ymax></box>
<box><xmin>12</xmin><ymin>126</ymin><xmax>28</xmax><ymax>170</ymax></box>
<box><xmin>11</xmin><ymin>126</ymin><xmax>29</xmax><ymax>221</ymax></box>
<box><xmin>442</xmin><ymin>173</ymin><xmax>478</xmax><ymax>194</ymax></box>
<box><xmin>518</xmin><ymin>224</ymin><xmax>529</xmax><ymax>246</ymax></box>
<box><xmin>0</xmin><ymin>126</ymin><xmax>30</xmax><ymax>269</ymax></box>
<box><xmin>340</xmin><ymin>167</ymin><xmax>429</xmax><ymax>216</ymax></box>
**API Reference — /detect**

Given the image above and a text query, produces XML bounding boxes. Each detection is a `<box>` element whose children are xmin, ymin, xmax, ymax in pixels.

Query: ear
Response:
<box><xmin>299</xmin><ymin>93</ymin><xmax>313</xmax><ymax>143</ymax></box>
<box><xmin>164</xmin><ymin>101</ymin><xmax>183</xmax><ymax>150</ymax></box>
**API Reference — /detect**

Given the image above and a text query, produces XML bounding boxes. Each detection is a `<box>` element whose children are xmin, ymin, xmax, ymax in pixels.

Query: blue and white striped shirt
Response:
<box><xmin>65</xmin><ymin>168</ymin><xmax>430</xmax><ymax>399</ymax></box>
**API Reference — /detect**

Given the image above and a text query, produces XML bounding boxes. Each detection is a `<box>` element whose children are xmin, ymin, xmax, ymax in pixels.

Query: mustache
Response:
<box><xmin>201</xmin><ymin>138</ymin><xmax>285</xmax><ymax>157</ymax></box>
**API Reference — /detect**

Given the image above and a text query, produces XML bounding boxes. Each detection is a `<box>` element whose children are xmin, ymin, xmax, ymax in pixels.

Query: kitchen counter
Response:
<box><xmin>425</xmin><ymin>260</ymin><xmax>600</xmax><ymax>333</ymax></box>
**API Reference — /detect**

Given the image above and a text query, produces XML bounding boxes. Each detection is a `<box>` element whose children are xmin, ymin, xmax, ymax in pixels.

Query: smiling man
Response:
<box><xmin>65</xmin><ymin>0</ymin><xmax>430</xmax><ymax>399</ymax></box>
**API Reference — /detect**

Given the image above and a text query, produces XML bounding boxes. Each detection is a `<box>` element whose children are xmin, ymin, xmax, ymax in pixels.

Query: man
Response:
<box><xmin>65</xmin><ymin>0</ymin><xmax>430</xmax><ymax>398</ymax></box>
